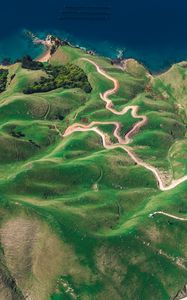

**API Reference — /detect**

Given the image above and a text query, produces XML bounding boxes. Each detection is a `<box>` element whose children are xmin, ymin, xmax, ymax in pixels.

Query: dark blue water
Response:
<box><xmin>1</xmin><ymin>0</ymin><xmax>187</xmax><ymax>72</ymax></box>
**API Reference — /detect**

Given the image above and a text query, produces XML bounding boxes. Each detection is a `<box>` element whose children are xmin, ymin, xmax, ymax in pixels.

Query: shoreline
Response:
<box><xmin>0</xmin><ymin>29</ymin><xmax>185</xmax><ymax>75</ymax></box>
<box><xmin>35</xmin><ymin>45</ymin><xmax>51</xmax><ymax>63</ymax></box>
<box><xmin>27</xmin><ymin>32</ymin><xmax>64</xmax><ymax>63</ymax></box>
<box><xmin>32</xmin><ymin>35</ymin><xmax>176</xmax><ymax>76</ymax></box>
<box><xmin>34</xmin><ymin>35</ymin><xmax>95</xmax><ymax>63</ymax></box>
<box><xmin>0</xmin><ymin>30</ymin><xmax>184</xmax><ymax>77</ymax></box>
<box><xmin>33</xmin><ymin>37</ymin><xmax>52</xmax><ymax>63</ymax></box>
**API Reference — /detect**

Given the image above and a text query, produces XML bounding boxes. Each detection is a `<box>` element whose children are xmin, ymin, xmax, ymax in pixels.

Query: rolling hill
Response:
<box><xmin>0</xmin><ymin>43</ymin><xmax>187</xmax><ymax>299</ymax></box>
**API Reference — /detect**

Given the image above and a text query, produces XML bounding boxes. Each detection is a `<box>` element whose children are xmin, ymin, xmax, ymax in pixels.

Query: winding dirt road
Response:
<box><xmin>149</xmin><ymin>211</ymin><xmax>187</xmax><ymax>221</ymax></box>
<box><xmin>63</xmin><ymin>58</ymin><xmax>187</xmax><ymax>192</ymax></box>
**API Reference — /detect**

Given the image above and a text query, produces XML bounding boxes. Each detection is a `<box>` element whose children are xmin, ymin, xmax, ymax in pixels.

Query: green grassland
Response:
<box><xmin>0</xmin><ymin>44</ymin><xmax>186</xmax><ymax>299</ymax></box>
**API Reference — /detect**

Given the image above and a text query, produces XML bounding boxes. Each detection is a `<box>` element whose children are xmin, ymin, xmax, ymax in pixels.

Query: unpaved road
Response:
<box><xmin>150</xmin><ymin>211</ymin><xmax>187</xmax><ymax>221</ymax></box>
<box><xmin>63</xmin><ymin>58</ymin><xmax>187</xmax><ymax>192</ymax></box>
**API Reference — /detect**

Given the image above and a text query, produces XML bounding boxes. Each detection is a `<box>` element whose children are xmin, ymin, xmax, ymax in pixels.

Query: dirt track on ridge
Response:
<box><xmin>63</xmin><ymin>58</ymin><xmax>187</xmax><ymax>192</ymax></box>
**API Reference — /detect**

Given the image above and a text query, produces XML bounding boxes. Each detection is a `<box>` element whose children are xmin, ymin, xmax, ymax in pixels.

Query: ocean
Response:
<box><xmin>1</xmin><ymin>0</ymin><xmax>187</xmax><ymax>72</ymax></box>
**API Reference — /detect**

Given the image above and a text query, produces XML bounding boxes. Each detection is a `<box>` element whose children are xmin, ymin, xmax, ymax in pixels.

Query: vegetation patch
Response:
<box><xmin>17</xmin><ymin>55</ymin><xmax>43</xmax><ymax>70</ymax></box>
<box><xmin>19</xmin><ymin>56</ymin><xmax>92</xmax><ymax>94</ymax></box>
<box><xmin>0</xmin><ymin>68</ymin><xmax>8</xmax><ymax>92</ymax></box>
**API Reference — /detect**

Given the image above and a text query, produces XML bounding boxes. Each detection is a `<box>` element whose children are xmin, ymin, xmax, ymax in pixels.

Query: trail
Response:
<box><xmin>149</xmin><ymin>211</ymin><xmax>187</xmax><ymax>221</ymax></box>
<box><xmin>63</xmin><ymin>58</ymin><xmax>187</xmax><ymax>192</ymax></box>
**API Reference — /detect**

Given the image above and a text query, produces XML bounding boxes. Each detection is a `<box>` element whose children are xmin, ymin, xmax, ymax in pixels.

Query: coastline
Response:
<box><xmin>15</xmin><ymin>31</ymin><xmax>187</xmax><ymax>77</ymax></box>
<box><xmin>0</xmin><ymin>29</ymin><xmax>186</xmax><ymax>74</ymax></box>
<box><xmin>33</xmin><ymin>36</ymin><xmax>52</xmax><ymax>63</ymax></box>
<box><xmin>32</xmin><ymin>36</ymin><xmax>173</xmax><ymax>77</ymax></box>
<box><xmin>35</xmin><ymin>45</ymin><xmax>51</xmax><ymax>63</ymax></box>
<box><xmin>33</xmin><ymin>33</ymin><xmax>95</xmax><ymax>63</ymax></box>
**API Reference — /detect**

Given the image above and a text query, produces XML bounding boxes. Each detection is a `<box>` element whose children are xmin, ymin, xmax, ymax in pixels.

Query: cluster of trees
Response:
<box><xmin>0</xmin><ymin>69</ymin><xmax>8</xmax><ymax>92</ymax></box>
<box><xmin>17</xmin><ymin>55</ymin><xmax>43</xmax><ymax>70</ymax></box>
<box><xmin>23</xmin><ymin>63</ymin><xmax>92</xmax><ymax>94</ymax></box>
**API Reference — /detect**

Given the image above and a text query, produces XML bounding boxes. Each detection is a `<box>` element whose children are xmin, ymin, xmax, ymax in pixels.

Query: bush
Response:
<box><xmin>0</xmin><ymin>69</ymin><xmax>8</xmax><ymax>92</ymax></box>
<box><xmin>23</xmin><ymin>63</ymin><xmax>92</xmax><ymax>94</ymax></box>
<box><xmin>17</xmin><ymin>55</ymin><xmax>43</xmax><ymax>70</ymax></box>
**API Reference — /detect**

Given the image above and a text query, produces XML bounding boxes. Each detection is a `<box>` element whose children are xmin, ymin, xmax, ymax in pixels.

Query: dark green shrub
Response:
<box><xmin>0</xmin><ymin>69</ymin><xmax>8</xmax><ymax>92</ymax></box>
<box><xmin>23</xmin><ymin>63</ymin><xmax>92</xmax><ymax>94</ymax></box>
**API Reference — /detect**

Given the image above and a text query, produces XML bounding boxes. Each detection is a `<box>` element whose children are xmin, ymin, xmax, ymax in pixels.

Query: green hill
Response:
<box><xmin>0</xmin><ymin>44</ymin><xmax>186</xmax><ymax>299</ymax></box>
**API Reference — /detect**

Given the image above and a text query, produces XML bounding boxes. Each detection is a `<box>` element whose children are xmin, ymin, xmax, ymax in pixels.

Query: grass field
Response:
<box><xmin>0</xmin><ymin>44</ymin><xmax>186</xmax><ymax>299</ymax></box>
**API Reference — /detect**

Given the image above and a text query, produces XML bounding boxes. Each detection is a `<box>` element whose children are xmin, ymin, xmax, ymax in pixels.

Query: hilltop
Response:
<box><xmin>0</xmin><ymin>39</ymin><xmax>186</xmax><ymax>299</ymax></box>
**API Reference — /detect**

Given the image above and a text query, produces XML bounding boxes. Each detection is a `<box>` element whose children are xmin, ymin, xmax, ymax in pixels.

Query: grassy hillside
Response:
<box><xmin>0</xmin><ymin>44</ymin><xmax>186</xmax><ymax>299</ymax></box>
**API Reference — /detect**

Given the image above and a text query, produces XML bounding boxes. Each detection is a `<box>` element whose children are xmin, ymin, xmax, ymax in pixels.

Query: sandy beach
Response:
<box><xmin>35</xmin><ymin>47</ymin><xmax>51</xmax><ymax>63</ymax></box>
<box><xmin>33</xmin><ymin>37</ymin><xmax>52</xmax><ymax>63</ymax></box>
